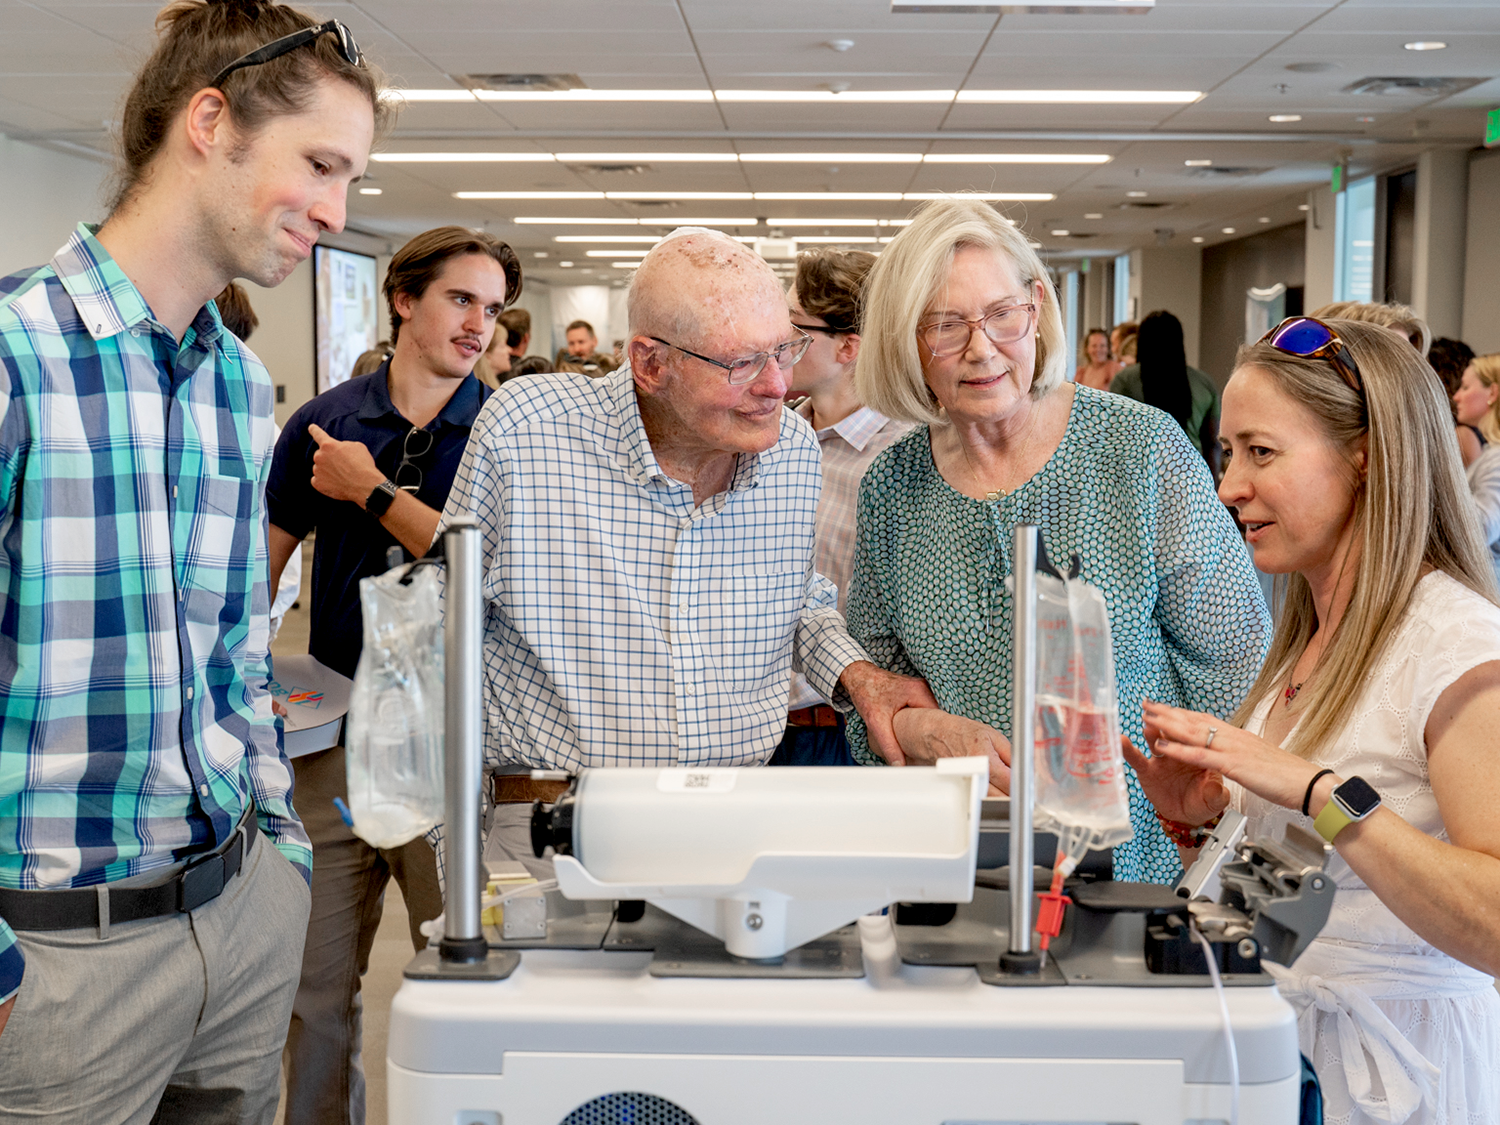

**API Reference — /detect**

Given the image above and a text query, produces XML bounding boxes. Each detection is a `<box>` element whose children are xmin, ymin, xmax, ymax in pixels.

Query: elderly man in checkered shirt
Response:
<box><xmin>437</xmin><ymin>228</ymin><xmax>940</xmax><ymax>875</ymax></box>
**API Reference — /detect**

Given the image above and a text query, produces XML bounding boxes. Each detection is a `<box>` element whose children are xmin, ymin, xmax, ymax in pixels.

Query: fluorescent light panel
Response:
<box><xmin>377</xmin><ymin>150</ymin><xmax>1109</xmax><ymax>165</ymax></box>
<box><xmin>556</xmin><ymin>236</ymin><xmax>662</xmax><ymax>243</ymax></box>
<box><xmin>457</xmin><ymin>191</ymin><xmax>1054</xmax><ymax>201</ymax></box>
<box><xmin>514</xmin><ymin>217</ymin><xmax>757</xmax><ymax>226</ymax></box>
<box><xmin>389</xmin><ymin>87</ymin><xmax>1197</xmax><ymax>106</ymax></box>
<box><xmin>585</xmin><ymin>249</ymin><xmax>650</xmax><ymax>257</ymax></box>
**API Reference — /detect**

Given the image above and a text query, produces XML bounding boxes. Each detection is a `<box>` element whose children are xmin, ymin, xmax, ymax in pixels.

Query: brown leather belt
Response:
<box><xmin>788</xmin><ymin>704</ymin><xmax>840</xmax><ymax>729</ymax></box>
<box><xmin>493</xmin><ymin>774</ymin><xmax>572</xmax><ymax>805</ymax></box>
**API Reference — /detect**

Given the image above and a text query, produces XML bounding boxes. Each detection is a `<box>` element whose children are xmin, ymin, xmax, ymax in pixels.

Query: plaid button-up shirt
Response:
<box><xmin>0</xmin><ymin>225</ymin><xmax>308</xmax><ymax>1004</ymax></box>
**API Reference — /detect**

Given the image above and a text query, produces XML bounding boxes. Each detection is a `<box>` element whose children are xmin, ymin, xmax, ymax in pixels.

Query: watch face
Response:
<box><xmin>1334</xmin><ymin>776</ymin><xmax>1381</xmax><ymax>818</ymax></box>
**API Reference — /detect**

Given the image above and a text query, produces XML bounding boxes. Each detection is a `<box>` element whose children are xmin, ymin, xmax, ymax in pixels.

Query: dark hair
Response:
<box><xmin>1428</xmin><ymin>337</ymin><xmax>1476</xmax><ymax>399</ymax></box>
<box><xmin>112</xmin><ymin>1</ymin><xmax>393</xmax><ymax>214</ymax></box>
<box><xmin>383</xmin><ymin>226</ymin><xmax>522</xmax><ymax>345</ymax></box>
<box><xmin>566</xmin><ymin>319</ymin><xmax>596</xmax><ymax>336</ymax></box>
<box><xmin>499</xmin><ymin>307</ymin><xmax>531</xmax><ymax>348</ymax></box>
<box><xmin>214</xmin><ymin>281</ymin><xmax>259</xmax><ymax>339</ymax></box>
<box><xmin>504</xmin><ymin>354</ymin><xmax>552</xmax><ymax>383</ymax></box>
<box><xmin>793</xmin><ymin>247</ymin><xmax>877</xmax><ymax>333</ymax></box>
<box><xmin>1136</xmin><ymin>309</ymin><xmax>1192</xmax><ymax>432</ymax></box>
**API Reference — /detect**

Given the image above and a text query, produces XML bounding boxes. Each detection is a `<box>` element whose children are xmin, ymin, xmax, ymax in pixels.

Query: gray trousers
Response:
<box><xmin>283</xmin><ymin>746</ymin><xmax>443</xmax><ymax>1125</ymax></box>
<box><xmin>0</xmin><ymin>828</ymin><xmax>310</xmax><ymax>1125</ymax></box>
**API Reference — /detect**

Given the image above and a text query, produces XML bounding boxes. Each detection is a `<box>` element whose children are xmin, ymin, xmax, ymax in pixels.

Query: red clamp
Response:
<box><xmin>1035</xmin><ymin>868</ymin><xmax>1072</xmax><ymax>952</ymax></box>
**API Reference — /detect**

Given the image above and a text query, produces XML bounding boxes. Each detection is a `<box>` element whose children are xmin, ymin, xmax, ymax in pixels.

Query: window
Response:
<box><xmin>1062</xmin><ymin>269</ymin><xmax>1080</xmax><ymax>377</ymax></box>
<box><xmin>1333</xmin><ymin>175</ymin><xmax>1375</xmax><ymax>303</ymax></box>
<box><xmin>1112</xmin><ymin>253</ymin><xmax>1132</xmax><ymax>325</ymax></box>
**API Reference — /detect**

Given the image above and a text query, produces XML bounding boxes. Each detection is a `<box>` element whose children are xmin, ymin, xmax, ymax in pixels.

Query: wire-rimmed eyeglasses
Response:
<box><xmin>650</xmin><ymin>331</ymin><xmax>813</xmax><ymax>385</ymax></box>
<box><xmin>393</xmin><ymin>427</ymin><xmax>434</xmax><ymax>494</ymax></box>
<box><xmin>918</xmin><ymin>302</ymin><xmax>1038</xmax><ymax>358</ymax></box>
<box><xmin>210</xmin><ymin>19</ymin><xmax>363</xmax><ymax>91</ymax></box>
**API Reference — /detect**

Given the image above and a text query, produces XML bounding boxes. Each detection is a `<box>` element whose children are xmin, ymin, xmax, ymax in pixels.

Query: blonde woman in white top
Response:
<box><xmin>1122</xmin><ymin>317</ymin><xmax>1500</xmax><ymax>1125</ymax></box>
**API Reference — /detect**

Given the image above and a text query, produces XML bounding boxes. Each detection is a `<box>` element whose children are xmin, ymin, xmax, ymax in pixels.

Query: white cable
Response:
<box><xmin>1190</xmin><ymin>919</ymin><xmax>1240</xmax><ymax>1125</ymax></box>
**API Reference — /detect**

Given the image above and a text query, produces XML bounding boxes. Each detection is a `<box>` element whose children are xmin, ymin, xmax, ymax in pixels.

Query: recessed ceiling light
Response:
<box><xmin>921</xmin><ymin>153</ymin><xmax>1111</xmax><ymax>164</ymax></box>
<box><xmin>1258</xmin><ymin>217</ymin><xmax>1271</xmax><ymax>223</ymax></box>
<box><xmin>586</xmin><ymin>249</ymin><xmax>650</xmax><ymax>257</ymax></box>
<box><xmin>1221</xmin><ymin>227</ymin><xmax>1236</xmax><ymax>234</ymax></box>
<box><xmin>956</xmin><ymin>90</ymin><xmax>1202</xmax><ymax>105</ymax></box>
<box><xmin>1269</xmin><ymin>114</ymin><xmax>1302</xmax><ymax>123</ymax></box>
<box><xmin>556</xmin><ymin>235</ymin><xmax>661</xmax><ymax>243</ymax></box>
<box><xmin>612</xmin><ymin>261</ymin><xmax>643</xmax><ymax>268</ymax></box>
<box><xmin>794</xmin><ymin>236</ymin><xmax>881</xmax><ymax>244</ymax></box>
<box><xmin>1404</xmin><ymin>41</ymin><xmax>1447</xmax><ymax>51</ymax></box>
<box><xmin>769</xmin><ymin>218</ymin><xmax>879</xmax><ymax>227</ymax></box>
<box><xmin>1084</xmin><ymin>213</ymin><xmax>1103</xmax><ymax>219</ymax></box>
<box><xmin>1027</xmin><ymin>240</ymin><xmax>1043</xmax><ymax>249</ymax></box>
<box><xmin>514</xmin><ymin>216</ymin><xmax>757</xmax><ymax>226</ymax></box>
<box><xmin>1127</xmin><ymin>190</ymin><xmax>1148</xmax><ymax>198</ymax></box>
<box><xmin>1051</xmin><ymin>229</ymin><xmax>1071</xmax><ymax>237</ymax></box>
<box><xmin>1298</xmin><ymin>204</ymin><xmax>1310</xmax><ymax>211</ymax></box>
<box><xmin>559</xmin><ymin>261</ymin><xmax>575</xmax><ymax>267</ymax></box>
<box><xmin>358</xmin><ymin>187</ymin><xmax>382</xmax><ymax>195</ymax></box>
<box><xmin>533</xmin><ymin>251</ymin><xmax>548</xmax><ymax>258</ymax></box>
<box><xmin>1184</xmin><ymin>159</ymin><xmax>1213</xmax><ymax>167</ymax></box>
<box><xmin>1191</xmin><ymin>236</ymin><xmax>1205</xmax><ymax>243</ymax></box>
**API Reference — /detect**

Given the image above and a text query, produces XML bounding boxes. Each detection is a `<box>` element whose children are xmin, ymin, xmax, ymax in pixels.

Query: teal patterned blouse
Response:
<box><xmin>846</xmin><ymin>385</ymin><xmax>1271</xmax><ymax>885</ymax></box>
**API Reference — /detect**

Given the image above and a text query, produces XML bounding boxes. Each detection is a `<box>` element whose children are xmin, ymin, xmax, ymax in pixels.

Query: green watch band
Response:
<box><xmin>1313</xmin><ymin>775</ymin><xmax>1381</xmax><ymax>843</ymax></box>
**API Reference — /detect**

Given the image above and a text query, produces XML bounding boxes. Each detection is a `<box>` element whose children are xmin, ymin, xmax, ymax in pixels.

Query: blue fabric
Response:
<box><xmin>266</xmin><ymin>362</ymin><xmax>489</xmax><ymax>679</ymax></box>
<box><xmin>769</xmin><ymin>715</ymin><xmax>855</xmax><ymax>766</ymax></box>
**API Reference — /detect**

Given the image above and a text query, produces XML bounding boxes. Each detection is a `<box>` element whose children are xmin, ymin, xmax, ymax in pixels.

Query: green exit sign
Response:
<box><xmin>1331</xmin><ymin>162</ymin><xmax>1347</xmax><ymax>193</ymax></box>
<box><xmin>1487</xmin><ymin>107</ymin><xmax>1500</xmax><ymax>147</ymax></box>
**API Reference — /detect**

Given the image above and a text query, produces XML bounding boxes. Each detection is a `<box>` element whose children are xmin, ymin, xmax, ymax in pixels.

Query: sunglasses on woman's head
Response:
<box><xmin>1258</xmin><ymin>316</ymin><xmax>1364</xmax><ymax>396</ymax></box>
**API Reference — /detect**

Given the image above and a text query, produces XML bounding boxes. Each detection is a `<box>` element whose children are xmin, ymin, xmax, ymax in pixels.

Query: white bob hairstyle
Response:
<box><xmin>856</xmin><ymin>197</ymin><xmax>1067</xmax><ymax>427</ymax></box>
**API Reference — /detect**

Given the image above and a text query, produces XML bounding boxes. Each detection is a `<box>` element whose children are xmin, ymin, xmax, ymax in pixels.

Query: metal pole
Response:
<box><xmin>439</xmin><ymin>517</ymin><xmax>487</xmax><ymax>964</ymax></box>
<box><xmin>1005</xmin><ymin>524</ymin><xmax>1040</xmax><ymax>970</ymax></box>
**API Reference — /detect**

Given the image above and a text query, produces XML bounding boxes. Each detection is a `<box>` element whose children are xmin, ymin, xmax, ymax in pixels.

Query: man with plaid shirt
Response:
<box><xmin>0</xmin><ymin>3</ymin><xmax>386</xmax><ymax>1120</ymax></box>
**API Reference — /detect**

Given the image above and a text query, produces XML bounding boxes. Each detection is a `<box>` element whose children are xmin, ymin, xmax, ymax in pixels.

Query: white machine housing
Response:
<box><xmin>550</xmin><ymin>756</ymin><xmax>988</xmax><ymax>958</ymax></box>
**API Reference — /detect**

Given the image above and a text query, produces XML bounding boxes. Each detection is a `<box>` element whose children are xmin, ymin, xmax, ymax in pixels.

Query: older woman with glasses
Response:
<box><xmin>845</xmin><ymin>198</ymin><xmax>1270</xmax><ymax>885</ymax></box>
<box><xmin>1124</xmin><ymin>318</ymin><xmax>1500</xmax><ymax>1124</ymax></box>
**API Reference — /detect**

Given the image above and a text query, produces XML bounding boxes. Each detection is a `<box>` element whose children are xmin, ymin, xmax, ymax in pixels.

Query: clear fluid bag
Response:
<box><xmin>343</xmin><ymin>562</ymin><xmax>445</xmax><ymax>849</ymax></box>
<box><xmin>1032</xmin><ymin>566</ymin><xmax>1134</xmax><ymax>873</ymax></box>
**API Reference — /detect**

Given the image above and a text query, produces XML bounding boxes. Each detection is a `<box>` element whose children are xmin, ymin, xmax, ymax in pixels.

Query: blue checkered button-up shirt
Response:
<box><xmin>0</xmin><ymin>225</ymin><xmax>309</xmax><ymax>1004</ymax></box>
<box><xmin>439</xmin><ymin>367</ymin><xmax>871</xmax><ymax>774</ymax></box>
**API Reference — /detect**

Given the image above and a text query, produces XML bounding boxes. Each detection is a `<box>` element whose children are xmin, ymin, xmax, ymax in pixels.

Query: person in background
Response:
<box><xmin>1073</xmin><ymin>327</ymin><xmax>1118</xmax><ymax>390</ymax></box>
<box><xmin>349</xmin><ymin>340</ymin><xmax>391</xmax><ymax>381</ymax></box>
<box><xmin>267</xmin><ymin>225</ymin><xmax>520</xmax><ymax>1125</ymax></box>
<box><xmin>498</xmin><ymin>306</ymin><xmax>530</xmax><ymax>359</ymax></box>
<box><xmin>1126</xmin><ymin>318</ymin><xmax>1500</xmax><ymax>1124</ymax></box>
<box><xmin>1313</xmin><ymin>299</ymin><xmax>1431</xmax><ymax>358</ymax></box>
<box><xmin>432</xmin><ymin>226</ymin><xmax>937</xmax><ymax>881</ymax></box>
<box><xmin>1110</xmin><ymin>309</ymin><xmax>1221</xmax><ymax>474</ymax></box>
<box><xmin>1453</xmin><ymin>353</ymin><xmax>1500</xmax><ymax>587</ymax></box>
<box><xmin>0</xmin><ymin>1</ymin><xmax>386</xmax><ymax>1119</ymax></box>
<box><xmin>1431</xmin><ymin>337</ymin><xmax>1481</xmax><ymax>464</ymax></box>
<box><xmin>564</xmin><ymin>317</ymin><xmax>598</xmax><ymax>360</ymax></box>
<box><xmin>472</xmin><ymin>323</ymin><xmax>511</xmax><ymax>389</ymax></box>
<box><xmin>214</xmin><ymin>282</ymin><xmax>302</xmax><ymax>641</ymax></box>
<box><xmin>774</xmin><ymin>247</ymin><xmax>914</xmax><ymax>767</ymax></box>
<box><xmin>506</xmin><ymin>353</ymin><xmax>552</xmax><ymax>382</ymax></box>
<box><xmin>847</xmin><ymin>198</ymin><xmax>1269</xmax><ymax>883</ymax></box>
<box><xmin>1110</xmin><ymin>319</ymin><xmax>1138</xmax><ymax>366</ymax></box>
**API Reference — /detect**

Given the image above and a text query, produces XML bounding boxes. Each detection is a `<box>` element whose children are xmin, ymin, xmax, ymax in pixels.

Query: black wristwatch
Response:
<box><xmin>365</xmin><ymin>479</ymin><xmax>398</xmax><ymax>518</ymax></box>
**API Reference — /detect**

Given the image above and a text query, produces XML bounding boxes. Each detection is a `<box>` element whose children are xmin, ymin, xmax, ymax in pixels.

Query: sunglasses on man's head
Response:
<box><xmin>1258</xmin><ymin>316</ymin><xmax>1365</xmax><ymax>396</ymax></box>
<box><xmin>210</xmin><ymin>19</ymin><xmax>363</xmax><ymax>91</ymax></box>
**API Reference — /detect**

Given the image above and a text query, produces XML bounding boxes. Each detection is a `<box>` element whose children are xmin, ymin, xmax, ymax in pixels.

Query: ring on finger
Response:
<box><xmin>1205</xmin><ymin>726</ymin><xmax>1218</xmax><ymax>749</ymax></box>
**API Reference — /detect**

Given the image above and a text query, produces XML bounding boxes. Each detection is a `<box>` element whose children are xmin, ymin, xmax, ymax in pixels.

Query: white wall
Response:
<box><xmin>1303</xmin><ymin>185</ymin><xmax>1337</xmax><ymax>312</ymax></box>
<box><xmin>1462</xmin><ymin>148</ymin><xmax>1500</xmax><ymax>355</ymax></box>
<box><xmin>550</xmin><ymin>285</ymin><xmax>614</xmax><ymax>357</ymax></box>
<box><xmin>1414</xmin><ymin>148</ymin><xmax>1469</xmax><ymax>339</ymax></box>
<box><xmin>0</xmin><ymin>135</ymin><xmax>109</xmax><ymax>276</ymax></box>
<box><xmin>1136</xmin><ymin>245</ymin><xmax>1203</xmax><ymax>369</ymax></box>
<box><xmin>511</xmin><ymin>278</ymin><xmax>554</xmax><ymax>360</ymax></box>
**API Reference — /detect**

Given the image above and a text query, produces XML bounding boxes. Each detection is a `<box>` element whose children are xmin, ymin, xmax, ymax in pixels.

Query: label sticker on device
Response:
<box><xmin>657</xmin><ymin>769</ymin><xmax>736</xmax><ymax>794</ymax></box>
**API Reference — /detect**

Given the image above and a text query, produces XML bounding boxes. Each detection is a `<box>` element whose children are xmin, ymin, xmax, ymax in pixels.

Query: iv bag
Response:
<box><xmin>1033</xmin><ymin>569</ymin><xmax>1133</xmax><ymax>869</ymax></box>
<box><xmin>344</xmin><ymin>562</ymin><xmax>445</xmax><ymax>849</ymax></box>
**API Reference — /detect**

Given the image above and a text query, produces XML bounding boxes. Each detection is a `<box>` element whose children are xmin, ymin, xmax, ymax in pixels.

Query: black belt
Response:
<box><xmin>0</xmin><ymin>808</ymin><xmax>256</xmax><ymax>932</ymax></box>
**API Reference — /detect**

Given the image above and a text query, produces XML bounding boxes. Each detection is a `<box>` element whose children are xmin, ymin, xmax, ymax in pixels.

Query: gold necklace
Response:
<box><xmin>958</xmin><ymin>439</ymin><xmax>1004</xmax><ymax>502</ymax></box>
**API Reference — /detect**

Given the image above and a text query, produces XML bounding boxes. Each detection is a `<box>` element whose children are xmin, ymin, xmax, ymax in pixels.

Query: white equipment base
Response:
<box><xmin>387</xmin><ymin>944</ymin><xmax>1300</xmax><ymax>1125</ymax></box>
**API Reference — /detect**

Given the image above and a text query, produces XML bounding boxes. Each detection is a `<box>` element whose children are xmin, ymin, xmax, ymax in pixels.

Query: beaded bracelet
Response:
<box><xmin>1156</xmin><ymin>809</ymin><xmax>1224</xmax><ymax>849</ymax></box>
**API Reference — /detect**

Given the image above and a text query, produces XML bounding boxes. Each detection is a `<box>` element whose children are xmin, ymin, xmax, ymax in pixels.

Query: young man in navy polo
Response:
<box><xmin>266</xmin><ymin>225</ymin><xmax>519</xmax><ymax>1125</ymax></box>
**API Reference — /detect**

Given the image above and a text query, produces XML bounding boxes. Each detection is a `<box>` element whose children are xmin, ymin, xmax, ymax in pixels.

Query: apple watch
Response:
<box><xmin>365</xmin><ymin>479</ymin><xmax>398</xmax><ymax>518</ymax></box>
<box><xmin>1313</xmin><ymin>775</ymin><xmax>1381</xmax><ymax>843</ymax></box>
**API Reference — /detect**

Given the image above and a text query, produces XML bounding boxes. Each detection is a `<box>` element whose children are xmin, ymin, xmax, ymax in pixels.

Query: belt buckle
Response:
<box><xmin>178</xmin><ymin>853</ymin><xmax>225</xmax><ymax>913</ymax></box>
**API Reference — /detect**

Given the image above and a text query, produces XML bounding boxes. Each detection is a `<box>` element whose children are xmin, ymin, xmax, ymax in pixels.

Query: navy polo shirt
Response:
<box><xmin>266</xmin><ymin>361</ymin><xmax>490</xmax><ymax>678</ymax></box>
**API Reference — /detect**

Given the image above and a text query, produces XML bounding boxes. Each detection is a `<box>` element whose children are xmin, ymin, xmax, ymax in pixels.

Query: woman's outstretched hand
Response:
<box><xmin>1120</xmin><ymin>709</ymin><xmax>1229</xmax><ymax>827</ymax></box>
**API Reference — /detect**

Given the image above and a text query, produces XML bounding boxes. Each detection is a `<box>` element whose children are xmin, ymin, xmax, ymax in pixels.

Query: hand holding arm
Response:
<box><xmin>307</xmin><ymin>423</ymin><xmax>441</xmax><ymax>558</ymax></box>
<box><xmin>892</xmin><ymin>708</ymin><xmax>1012</xmax><ymax>795</ymax></box>
<box><xmin>837</xmin><ymin>660</ymin><xmax>938</xmax><ymax>767</ymax></box>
